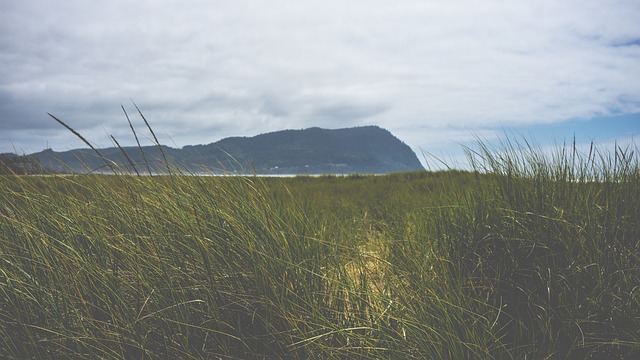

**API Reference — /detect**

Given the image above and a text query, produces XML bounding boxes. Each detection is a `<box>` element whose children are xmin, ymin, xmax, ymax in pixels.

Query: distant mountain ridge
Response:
<box><xmin>28</xmin><ymin>125</ymin><xmax>424</xmax><ymax>174</ymax></box>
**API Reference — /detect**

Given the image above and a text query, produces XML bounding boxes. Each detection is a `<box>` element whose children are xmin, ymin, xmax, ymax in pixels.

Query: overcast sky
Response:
<box><xmin>1</xmin><ymin>0</ymin><xmax>639</xmax><ymax>167</ymax></box>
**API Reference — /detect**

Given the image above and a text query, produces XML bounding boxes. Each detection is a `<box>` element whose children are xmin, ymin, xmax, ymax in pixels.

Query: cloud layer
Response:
<box><xmin>1</xmin><ymin>0</ymin><xmax>639</xmax><ymax>156</ymax></box>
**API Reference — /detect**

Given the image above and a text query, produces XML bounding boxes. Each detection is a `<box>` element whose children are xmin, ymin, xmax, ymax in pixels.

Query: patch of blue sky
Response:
<box><xmin>433</xmin><ymin>114</ymin><xmax>640</xmax><ymax>170</ymax></box>
<box><xmin>504</xmin><ymin>113</ymin><xmax>639</xmax><ymax>146</ymax></box>
<box><xmin>612</xmin><ymin>38</ymin><xmax>640</xmax><ymax>47</ymax></box>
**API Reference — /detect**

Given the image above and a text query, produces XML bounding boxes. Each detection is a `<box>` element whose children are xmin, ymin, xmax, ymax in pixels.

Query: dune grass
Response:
<box><xmin>0</xmin><ymin>129</ymin><xmax>638</xmax><ymax>358</ymax></box>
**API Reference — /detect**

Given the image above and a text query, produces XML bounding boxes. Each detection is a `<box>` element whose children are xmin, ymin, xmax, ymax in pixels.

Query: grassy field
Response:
<box><xmin>1</xmin><ymin>139</ymin><xmax>638</xmax><ymax>358</ymax></box>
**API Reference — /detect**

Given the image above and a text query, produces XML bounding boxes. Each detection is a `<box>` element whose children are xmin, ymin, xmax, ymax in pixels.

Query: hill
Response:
<box><xmin>31</xmin><ymin>126</ymin><xmax>424</xmax><ymax>174</ymax></box>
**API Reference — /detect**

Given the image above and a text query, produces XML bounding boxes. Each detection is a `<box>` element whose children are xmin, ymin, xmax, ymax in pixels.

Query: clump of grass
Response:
<box><xmin>447</xmin><ymin>137</ymin><xmax>640</xmax><ymax>358</ymax></box>
<box><xmin>0</xmin><ymin>169</ymin><xmax>338</xmax><ymax>357</ymax></box>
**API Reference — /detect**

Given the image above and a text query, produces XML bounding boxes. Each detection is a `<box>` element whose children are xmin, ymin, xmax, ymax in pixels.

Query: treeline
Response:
<box><xmin>0</xmin><ymin>153</ymin><xmax>44</xmax><ymax>174</ymax></box>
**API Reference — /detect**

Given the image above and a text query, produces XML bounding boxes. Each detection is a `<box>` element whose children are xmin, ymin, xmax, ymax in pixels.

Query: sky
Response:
<box><xmin>1</xmin><ymin>0</ymin><xmax>639</xmax><ymax>168</ymax></box>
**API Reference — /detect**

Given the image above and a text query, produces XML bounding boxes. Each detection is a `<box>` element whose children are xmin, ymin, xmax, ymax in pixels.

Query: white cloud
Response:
<box><xmin>0</xmin><ymin>0</ymin><xmax>639</xmax><ymax>159</ymax></box>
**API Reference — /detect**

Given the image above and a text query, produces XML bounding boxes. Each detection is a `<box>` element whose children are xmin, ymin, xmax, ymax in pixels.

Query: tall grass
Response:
<box><xmin>453</xmin><ymin>137</ymin><xmax>640</xmax><ymax>358</ymax></box>
<box><xmin>1</xmin><ymin>116</ymin><xmax>638</xmax><ymax>358</ymax></box>
<box><xmin>1</xmin><ymin>173</ymin><xmax>335</xmax><ymax>358</ymax></box>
